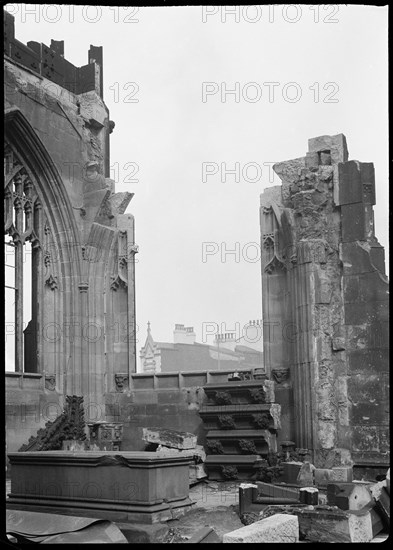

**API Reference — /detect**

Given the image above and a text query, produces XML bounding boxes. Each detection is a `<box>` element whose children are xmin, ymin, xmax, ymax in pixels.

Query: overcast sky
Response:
<box><xmin>6</xmin><ymin>4</ymin><xmax>389</xmax><ymax>369</ymax></box>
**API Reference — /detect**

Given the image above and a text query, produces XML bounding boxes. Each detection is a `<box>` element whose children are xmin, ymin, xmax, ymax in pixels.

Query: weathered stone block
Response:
<box><xmin>142</xmin><ymin>427</ymin><xmax>197</xmax><ymax>450</ymax></box>
<box><xmin>223</xmin><ymin>514</ymin><xmax>299</xmax><ymax>543</ymax></box>
<box><xmin>327</xmin><ymin>482</ymin><xmax>372</xmax><ymax>511</ymax></box>
<box><xmin>188</xmin><ymin>463</ymin><xmax>207</xmax><ymax>484</ymax></box>
<box><xmin>330</xmin><ymin>466</ymin><xmax>353</xmax><ymax>482</ymax></box>
<box><xmin>295</xmin><ymin>506</ymin><xmax>374</xmax><ymax>542</ymax></box>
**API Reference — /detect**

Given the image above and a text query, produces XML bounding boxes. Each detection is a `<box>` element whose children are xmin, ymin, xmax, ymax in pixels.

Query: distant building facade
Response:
<box><xmin>139</xmin><ymin>323</ymin><xmax>264</xmax><ymax>374</ymax></box>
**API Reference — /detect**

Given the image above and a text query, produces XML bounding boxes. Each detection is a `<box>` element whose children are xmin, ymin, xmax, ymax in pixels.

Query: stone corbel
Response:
<box><xmin>115</xmin><ymin>373</ymin><xmax>129</xmax><ymax>392</ymax></box>
<box><xmin>45</xmin><ymin>374</ymin><xmax>56</xmax><ymax>391</ymax></box>
<box><xmin>271</xmin><ymin>368</ymin><xmax>290</xmax><ymax>384</ymax></box>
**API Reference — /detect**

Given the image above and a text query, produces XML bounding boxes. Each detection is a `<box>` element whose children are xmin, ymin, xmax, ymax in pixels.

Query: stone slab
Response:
<box><xmin>142</xmin><ymin>428</ymin><xmax>197</xmax><ymax>450</ymax></box>
<box><xmin>223</xmin><ymin>513</ymin><xmax>299</xmax><ymax>543</ymax></box>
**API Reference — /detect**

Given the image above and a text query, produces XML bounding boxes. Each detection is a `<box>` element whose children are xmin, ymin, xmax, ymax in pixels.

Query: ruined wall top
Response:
<box><xmin>3</xmin><ymin>9</ymin><xmax>103</xmax><ymax>99</ymax></box>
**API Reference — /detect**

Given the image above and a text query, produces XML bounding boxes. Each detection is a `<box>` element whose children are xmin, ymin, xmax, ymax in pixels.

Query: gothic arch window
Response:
<box><xmin>4</xmin><ymin>144</ymin><xmax>43</xmax><ymax>372</ymax></box>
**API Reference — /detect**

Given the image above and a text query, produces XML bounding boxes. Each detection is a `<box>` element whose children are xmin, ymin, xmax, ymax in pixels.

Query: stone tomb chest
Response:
<box><xmin>7</xmin><ymin>451</ymin><xmax>193</xmax><ymax>524</ymax></box>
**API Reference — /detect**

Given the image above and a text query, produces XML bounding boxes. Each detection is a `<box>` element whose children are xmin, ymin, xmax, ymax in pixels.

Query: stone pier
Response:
<box><xmin>260</xmin><ymin>134</ymin><xmax>389</xmax><ymax>469</ymax></box>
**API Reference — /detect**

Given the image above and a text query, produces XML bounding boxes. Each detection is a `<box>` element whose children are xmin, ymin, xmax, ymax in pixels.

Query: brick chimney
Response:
<box><xmin>173</xmin><ymin>324</ymin><xmax>196</xmax><ymax>345</ymax></box>
<box><xmin>214</xmin><ymin>332</ymin><xmax>237</xmax><ymax>352</ymax></box>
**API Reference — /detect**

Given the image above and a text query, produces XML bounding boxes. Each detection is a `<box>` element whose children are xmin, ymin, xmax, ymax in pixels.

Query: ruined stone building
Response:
<box><xmin>4</xmin><ymin>10</ymin><xmax>389</xmax><ymax>478</ymax></box>
<box><xmin>4</xmin><ymin>11</ymin><xmax>137</xmax><ymax>452</ymax></box>
<box><xmin>260</xmin><ymin>134</ymin><xmax>389</xmax><ymax>472</ymax></box>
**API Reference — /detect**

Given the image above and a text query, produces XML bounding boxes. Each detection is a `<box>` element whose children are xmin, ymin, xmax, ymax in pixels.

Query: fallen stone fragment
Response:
<box><xmin>327</xmin><ymin>482</ymin><xmax>372</xmax><ymax>511</ymax></box>
<box><xmin>256</xmin><ymin>481</ymin><xmax>300</xmax><ymax>501</ymax></box>
<box><xmin>155</xmin><ymin>444</ymin><xmax>206</xmax><ymax>462</ymax></box>
<box><xmin>369</xmin><ymin>479</ymin><xmax>387</xmax><ymax>501</ymax></box>
<box><xmin>330</xmin><ymin>466</ymin><xmax>353</xmax><ymax>482</ymax></box>
<box><xmin>301</xmin><ymin>504</ymin><xmax>378</xmax><ymax>542</ymax></box>
<box><xmin>189</xmin><ymin>463</ymin><xmax>207</xmax><ymax>484</ymax></box>
<box><xmin>142</xmin><ymin>427</ymin><xmax>197</xmax><ymax>450</ymax></box>
<box><xmin>223</xmin><ymin>513</ymin><xmax>299</xmax><ymax>543</ymax></box>
<box><xmin>186</xmin><ymin>526</ymin><xmax>221</xmax><ymax>543</ymax></box>
<box><xmin>374</xmin><ymin>487</ymin><xmax>390</xmax><ymax>529</ymax></box>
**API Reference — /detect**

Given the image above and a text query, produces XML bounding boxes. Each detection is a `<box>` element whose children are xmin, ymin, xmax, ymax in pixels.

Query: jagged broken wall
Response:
<box><xmin>4</xmin><ymin>10</ymin><xmax>137</xmax><ymax>453</ymax></box>
<box><xmin>260</xmin><ymin>134</ymin><xmax>389</xmax><ymax>469</ymax></box>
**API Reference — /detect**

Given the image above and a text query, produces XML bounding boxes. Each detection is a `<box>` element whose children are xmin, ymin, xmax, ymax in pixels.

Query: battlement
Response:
<box><xmin>3</xmin><ymin>9</ymin><xmax>103</xmax><ymax>98</ymax></box>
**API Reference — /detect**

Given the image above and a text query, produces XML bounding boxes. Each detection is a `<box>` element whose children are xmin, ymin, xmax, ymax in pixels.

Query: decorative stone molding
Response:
<box><xmin>78</xmin><ymin>281</ymin><xmax>89</xmax><ymax>293</ymax></box>
<box><xmin>239</xmin><ymin>439</ymin><xmax>258</xmax><ymax>454</ymax></box>
<box><xmin>115</xmin><ymin>373</ymin><xmax>129</xmax><ymax>392</ymax></box>
<box><xmin>214</xmin><ymin>391</ymin><xmax>232</xmax><ymax>405</ymax></box>
<box><xmin>271</xmin><ymin>368</ymin><xmax>290</xmax><ymax>384</ymax></box>
<box><xmin>88</xmin><ymin>421</ymin><xmax>124</xmax><ymax>451</ymax></box>
<box><xmin>18</xmin><ymin>395</ymin><xmax>86</xmax><ymax>451</ymax></box>
<box><xmin>206</xmin><ymin>440</ymin><xmax>224</xmax><ymax>454</ymax></box>
<box><xmin>218</xmin><ymin>414</ymin><xmax>236</xmax><ymax>430</ymax></box>
<box><xmin>221</xmin><ymin>465</ymin><xmax>238</xmax><ymax>480</ymax></box>
<box><xmin>249</xmin><ymin>388</ymin><xmax>266</xmax><ymax>403</ymax></box>
<box><xmin>252</xmin><ymin>413</ymin><xmax>271</xmax><ymax>429</ymax></box>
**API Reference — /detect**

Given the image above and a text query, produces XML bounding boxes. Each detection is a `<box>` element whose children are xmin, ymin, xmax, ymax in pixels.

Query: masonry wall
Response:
<box><xmin>4</xmin><ymin>11</ymin><xmax>137</xmax><ymax>418</ymax></box>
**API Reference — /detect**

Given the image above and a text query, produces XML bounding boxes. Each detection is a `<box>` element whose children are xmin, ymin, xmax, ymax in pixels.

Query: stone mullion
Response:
<box><xmin>4</xmin><ymin>185</ymin><xmax>13</xmax><ymax>230</ymax></box>
<box><xmin>14</xmin><ymin>176</ymin><xmax>24</xmax><ymax>373</ymax></box>
<box><xmin>33</xmin><ymin>200</ymin><xmax>43</xmax><ymax>373</ymax></box>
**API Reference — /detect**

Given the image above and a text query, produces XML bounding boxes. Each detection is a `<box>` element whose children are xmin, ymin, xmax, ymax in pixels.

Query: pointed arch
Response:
<box><xmin>4</xmin><ymin>107</ymin><xmax>81</xmax><ymax>379</ymax></box>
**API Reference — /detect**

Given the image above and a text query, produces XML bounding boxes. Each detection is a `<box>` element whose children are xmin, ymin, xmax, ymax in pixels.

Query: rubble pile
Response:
<box><xmin>234</xmin><ymin>465</ymin><xmax>390</xmax><ymax>543</ymax></box>
<box><xmin>142</xmin><ymin>427</ymin><xmax>207</xmax><ymax>485</ymax></box>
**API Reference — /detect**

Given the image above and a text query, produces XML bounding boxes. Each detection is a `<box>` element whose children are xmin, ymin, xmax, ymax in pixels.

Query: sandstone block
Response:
<box><xmin>142</xmin><ymin>428</ymin><xmax>197</xmax><ymax>450</ymax></box>
<box><xmin>223</xmin><ymin>514</ymin><xmax>299</xmax><ymax>543</ymax></box>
